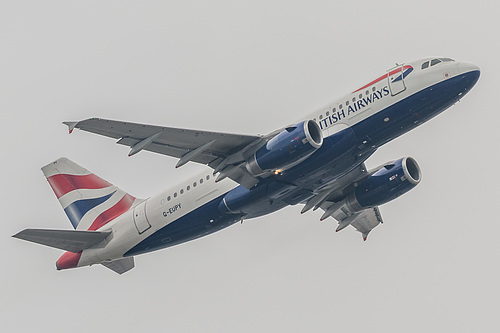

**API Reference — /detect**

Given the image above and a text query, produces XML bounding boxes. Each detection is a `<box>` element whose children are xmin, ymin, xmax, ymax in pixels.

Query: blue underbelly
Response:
<box><xmin>124</xmin><ymin>70</ymin><xmax>480</xmax><ymax>257</ymax></box>
<box><xmin>125</xmin><ymin>194</ymin><xmax>240</xmax><ymax>256</ymax></box>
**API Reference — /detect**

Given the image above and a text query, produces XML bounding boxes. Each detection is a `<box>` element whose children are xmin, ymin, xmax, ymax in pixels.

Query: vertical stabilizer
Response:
<box><xmin>42</xmin><ymin>158</ymin><xmax>139</xmax><ymax>230</ymax></box>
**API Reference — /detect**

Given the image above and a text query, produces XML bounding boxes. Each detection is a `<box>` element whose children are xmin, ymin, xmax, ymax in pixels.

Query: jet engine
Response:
<box><xmin>346</xmin><ymin>157</ymin><xmax>422</xmax><ymax>212</ymax></box>
<box><xmin>246</xmin><ymin>120</ymin><xmax>323</xmax><ymax>177</ymax></box>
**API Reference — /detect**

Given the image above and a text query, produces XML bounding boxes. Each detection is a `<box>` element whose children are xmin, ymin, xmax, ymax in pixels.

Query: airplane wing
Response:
<box><xmin>300</xmin><ymin>163</ymin><xmax>384</xmax><ymax>240</ymax></box>
<box><xmin>65</xmin><ymin>118</ymin><xmax>267</xmax><ymax>188</ymax></box>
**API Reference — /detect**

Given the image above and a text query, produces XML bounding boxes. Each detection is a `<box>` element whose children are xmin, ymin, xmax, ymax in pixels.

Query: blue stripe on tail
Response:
<box><xmin>64</xmin><ymin>192</ymin><xmax>116</xmax><ymax>229</ymax></box>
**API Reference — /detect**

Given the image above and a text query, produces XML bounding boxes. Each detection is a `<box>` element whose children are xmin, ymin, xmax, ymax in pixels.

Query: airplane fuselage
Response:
<box><xmin>53</xmin><ymin>58</ymin><xmax>480</xmax><ymax>270</ymax></box>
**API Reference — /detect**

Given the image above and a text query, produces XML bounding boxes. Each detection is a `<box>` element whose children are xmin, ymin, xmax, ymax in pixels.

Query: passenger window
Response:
<box><xmin>372</xmin><ymin>87</ymin><xmax>376</xmax><ymax>92</ymax></box>
<box><xmin>332</xmin><ymin>107</ymin><xmax>336</xmax><ymax>112</ymax></box>
<box><xmin>200</xmin><ymin>178</ymin><xmax>203</xmax><ymax>184</ymax></box>
<box><xmin>180</xmin><ymin>189</ymin><xmax>184</xmax><ymax>194</ymax></box>
<box><xmin>326</xmin><ymin>111</ymin><xmax>329</xmax><ymax>116</ymax></box>
<box><xmin>187</xmin><ymin>185</ymin><xmax>190</xmax><ymax>191</ymax></box>
<box><xmin>206</xmin><ymin>175</ymin><xmax>210</xmax><ymax>180</ymax></box>
<box><xmin>431</xmin><ymin>58</ymin><xmax>441</xmax><ymax>66</ymax></box>
<box><xmin>339</xmin><ymin>104</ymin><xmax>343</xmax><ymax>109</ymax></box>
<box><xmin>174</xmin><ymin>192</ymin><xmax>177</xmax><ymax>198</ymax></box>
<box><xmin>167</xmin><ymin>196</ymin><xmax>171</xmax><ymax>201</ymax></box>
<box><xmin>365</xmin><ymin>90</ymin><xmax>369</xmax><ymax>95</ymax></box>
<box><xmin>352</xmin><ymin>97</ymin><xmax>356</xmax><ymax>102</ymax></box>
<box><xmin>193</xmin><ymin>182</ymin><xmax>197</xmax><ymax>187</ymax></box>
<box><xmin>346</xmin><ymin>101</ymin><xmax>349</xmax><ymax>106</ymax></box>
<box><xmin>359</xmin><ymin>94</ymin><xmax>362</xmax><ymax>99</ymax></box>
<box><xmin>319</xmin><ymin>115</ymin><xmax>323</xmax><ymax>120</ymax></box>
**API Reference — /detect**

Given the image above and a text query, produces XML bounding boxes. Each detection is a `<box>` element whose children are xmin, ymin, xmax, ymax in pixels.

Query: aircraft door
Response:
<box><xmin>387</xmin><ymin>65</ymin><xmax>406</xmax><ymax>96</ymax></box>
<box><xmin>133</xmin><ymin>200</ymin><xmax>151</xmax><ymax>234</ymax></box>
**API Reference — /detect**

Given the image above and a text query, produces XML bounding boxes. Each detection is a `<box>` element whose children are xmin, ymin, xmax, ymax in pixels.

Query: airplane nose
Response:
<box><xmin>452</xmin><ymin>61</ymin><xmax>480</xmax><ymax>99</ymax></box>
<box><xmin>458</xmin><ymin>62</ymin><xmax>480</xmax><ymax>75</ymax></box>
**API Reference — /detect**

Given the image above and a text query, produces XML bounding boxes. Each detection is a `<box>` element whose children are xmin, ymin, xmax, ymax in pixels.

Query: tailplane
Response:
<box><xmin>12</xmin><ymin>229</ymin><xmax>135</xmax><ymax>274</ymax></box>
<box><xmin>12</xmin><ymin>228</ymin><xmax>111</xmax><ymax>252</ymax></box>
<box><xmin>42</xmin><ymin>157</ymin><xmax>139</xmax><ymax>230</ymax></box>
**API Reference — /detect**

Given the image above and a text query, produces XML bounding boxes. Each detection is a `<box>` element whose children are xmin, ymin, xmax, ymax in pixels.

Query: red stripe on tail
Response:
<box><xmin>87</xmin><ymin>194</ymin><xmax>136</xmax><ymax>231</ymax></box>
<box><xmin>56</xmin><ymin>251</ymin><xmax>82</xmax><ymax>270</ymax></box>
<box><xmin>47</xmin><ymin>174</ymin><xmax>112</xmax><ymax>199</ymax></box>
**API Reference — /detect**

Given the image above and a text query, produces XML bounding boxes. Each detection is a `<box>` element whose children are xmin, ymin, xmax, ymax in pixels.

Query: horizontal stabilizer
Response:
<box><xmin>101</xmin><ymin>257</ymin><xmax>135</xmax><ymax>274</ymax></box>
<box><xmin>13</xmin><ymin>229</ymin><xmax>111</xmax><ymax>253</ymax></box>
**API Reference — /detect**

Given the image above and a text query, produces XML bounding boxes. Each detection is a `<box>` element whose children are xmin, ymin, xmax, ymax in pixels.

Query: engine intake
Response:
<box><xmin>246</xmin><ymin>120</ymin><xmax>323</xmax><ymax>177</ymax></box>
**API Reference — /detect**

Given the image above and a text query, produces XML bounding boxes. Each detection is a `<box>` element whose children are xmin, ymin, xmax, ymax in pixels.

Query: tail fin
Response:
<box><xmin>42</xmin><ymin>158</ymin><xmax>139</xmax><ymax>231</ymax></box>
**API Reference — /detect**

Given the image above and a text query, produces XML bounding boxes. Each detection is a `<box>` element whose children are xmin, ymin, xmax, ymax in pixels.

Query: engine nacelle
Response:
<box><xmin>346</xmin><ymin>157</ymin><xmax>422</xmax><ymax>211</ymax></box>
<box><xmin>246</xmin><ymin>120</ymin><xmax>323</xmax><ymax>177</ymax></box>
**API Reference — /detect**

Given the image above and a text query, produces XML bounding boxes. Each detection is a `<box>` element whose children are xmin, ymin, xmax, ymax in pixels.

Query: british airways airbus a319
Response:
<box><xmin>14</xmin><ymin>57</ymin><xmax>480</xmax><ymax>274</ymax></box>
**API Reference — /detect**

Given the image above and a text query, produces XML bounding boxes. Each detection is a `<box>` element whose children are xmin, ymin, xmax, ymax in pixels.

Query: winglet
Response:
<box><xmin>63</xmin><ymin>121</ymin><xmax>78</xmax><ymax>134</ymax></box>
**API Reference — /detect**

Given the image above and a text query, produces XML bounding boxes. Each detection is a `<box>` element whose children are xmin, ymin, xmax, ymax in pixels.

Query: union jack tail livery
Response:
<box><xmin>13</xmin><ymin>158</ymin><xmax>140</xmax><ymax>274</ymax></box>
<box><xmin>42</xmin><ymin>158</ymin><xmax>138</xmax><ymax>230</ymax></box>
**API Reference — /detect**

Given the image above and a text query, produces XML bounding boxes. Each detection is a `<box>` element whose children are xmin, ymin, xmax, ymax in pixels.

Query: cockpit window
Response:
<box><xmin>422</xmin><ymin>58</ymin><xmax>454</xmax><ymax>70</ymax></box>
<box><xmin>431</xmin><ymin>58</ymin><xmax>442</xmax><ymax>66</ymax></box>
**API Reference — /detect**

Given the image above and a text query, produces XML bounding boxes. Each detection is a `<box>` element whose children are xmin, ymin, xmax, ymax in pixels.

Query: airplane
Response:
<box><xmin>13</xmin><ymin>57</ymin><xmax>480</xmax><ymax>274</ymax></box>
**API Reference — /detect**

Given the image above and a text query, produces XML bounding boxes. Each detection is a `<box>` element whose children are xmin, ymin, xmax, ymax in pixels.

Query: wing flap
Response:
<box><xmin>13</xmin><ymin>229</ymin><xmax>111</xmax><ymax>252</ymax></box>
<box><xmin>328</xmin><ymin>206</ymin><xmax>383</xmax><ymax>240</ymax></box>
<box><xmin>101</xmin><ymin>257</ymin><xmax>134</xmax><ymax>274</ymax></box>
<box><xmin>348</xmin><ymin>207</ymin><xmax>383</xmax><ymax>240</ymax></box>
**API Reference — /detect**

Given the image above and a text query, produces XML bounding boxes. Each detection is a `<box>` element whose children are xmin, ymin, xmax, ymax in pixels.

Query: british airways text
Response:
<box><xmin>319</xmin><ymin>86</ymin><xmax>390</xmax><ymax>130</ymax></box>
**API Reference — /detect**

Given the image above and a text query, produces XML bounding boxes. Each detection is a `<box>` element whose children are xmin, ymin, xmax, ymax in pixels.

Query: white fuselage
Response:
<box><xmin>77</xmin><ymin>58</ymin><xmax>480</xmax><ymax>267</ymax></box>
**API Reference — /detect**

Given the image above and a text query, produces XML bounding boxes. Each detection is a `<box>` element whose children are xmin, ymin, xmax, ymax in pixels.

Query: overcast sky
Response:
<box><xmin>1</xmin><ymin>1</ymin><xmax>498</xmax><ymax>332</ymax></box>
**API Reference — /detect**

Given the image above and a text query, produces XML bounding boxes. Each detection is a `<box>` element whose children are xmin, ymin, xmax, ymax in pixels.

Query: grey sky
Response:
<box><xmin>1</xmin><ymin>1</ymin><xmax>498</xmax><ymax>332</ymax></box>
